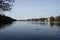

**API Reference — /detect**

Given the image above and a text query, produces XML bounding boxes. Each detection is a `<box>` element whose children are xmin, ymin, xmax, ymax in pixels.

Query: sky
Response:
<box><xmin>5</xmin><ymin>0</ymin><xmax>60</xmax><ymax>20</ymax></box>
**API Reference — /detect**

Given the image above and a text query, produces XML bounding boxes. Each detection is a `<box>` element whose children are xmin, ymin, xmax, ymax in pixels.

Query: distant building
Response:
<box><xmin>48</xmin><ymin>17</ymin><xmax>54</xmax><ymax>22</ymax></box>
<box><xmin>48</xmin><ymin>17</ymin><xmax>50</xmax><ymax>22</ymax></box>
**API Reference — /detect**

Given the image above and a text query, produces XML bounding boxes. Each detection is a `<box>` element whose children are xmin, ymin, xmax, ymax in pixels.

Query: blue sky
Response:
<box><xmin>5</xmin><ymin>0</ymin><xmax>60</xmax><ymax>20</ymax></box>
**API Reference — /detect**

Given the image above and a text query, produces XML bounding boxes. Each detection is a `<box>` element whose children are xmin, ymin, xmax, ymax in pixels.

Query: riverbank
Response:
<box><xmin>0</xmin><ymin>14</ymin><xmax>16</xmax><ymax>24</ymax></box>
<box><xmin>18</xmin><ymin>16</ymin><xmax>60</xmax><ymax>22</ymax></box>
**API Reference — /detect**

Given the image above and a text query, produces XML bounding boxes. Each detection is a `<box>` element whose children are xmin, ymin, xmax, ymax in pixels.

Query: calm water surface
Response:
<box><xmin>0</xmin><ymin>21</ymin><xmax>60</xmax><ymax>40</ymax></box>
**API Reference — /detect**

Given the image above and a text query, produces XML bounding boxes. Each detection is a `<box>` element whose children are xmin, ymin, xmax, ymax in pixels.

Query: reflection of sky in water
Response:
<box><xmin>0</xmin><ymin>21</ymin><xmax>60</xmax><ymax>40</ymax></box>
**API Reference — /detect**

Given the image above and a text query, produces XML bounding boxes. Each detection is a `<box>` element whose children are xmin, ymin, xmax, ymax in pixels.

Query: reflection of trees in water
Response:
<box><xmin>28</xmin><ymin>21</ymin><xmax>46</xmax><ymax>25</ymax></box>
<box><xmin>28</xmin><ymin>21</ymin><xmax>60</xmax><ymax>27</ymax></box>
<box><xmin>0</xmin><ymin>22</ymin><xmax>13</xmax><ymax>29</ymax></box>
<box><xmin>48</xmin><ymin>22</ymin><xmax>54</xmax><ymax>27</ymax></box>
<box><xmin>39</xmin><ymin>22</ymin><xmax>46</xmax><ymax>25</ymax></box>
<box><xmin>32</xmin><ymin>22</ymin><xmax>60</xmax><ymax>27</ymax></box>
<box><xmin>48</xmin><ymin>22</ymin><xmax>60</xmax><ymax>27</ymax></box>
<box><xmin>55</xmin><ymin>22</ymin><xmax>60</xmax><ymax>27</ymax></box>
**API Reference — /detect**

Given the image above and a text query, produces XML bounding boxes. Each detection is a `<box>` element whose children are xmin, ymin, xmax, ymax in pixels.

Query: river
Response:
<box><xmin>0</xmin><ymin>21</ymin><xmax>60</xmax><ymax>40</ymax></box>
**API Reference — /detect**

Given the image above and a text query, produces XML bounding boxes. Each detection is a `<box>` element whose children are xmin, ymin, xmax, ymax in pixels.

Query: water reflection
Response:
<box><xmin>0</xmin><ymin>21</ymin><xmax>60</xmax><ymax>40</ymax></box>
<box><xmin>48</xmin><ymin>22</ymin><xmax>54</xmax><ymax>27</ymax></box>
<box><xmin>28</xmin><ymin>21</ymin><xmax>47</xmax><ymax>25</ymax></box>
<box><xmin>48</xmin><ymin>22</ymin><xmax>60</xmax><ymax>27</ymax></box>
<box><xmin>28</xmin><ymin>21</ymin><xmax>60</xmax><ymax>27</ymax></box>
<box><xmin>55</xmin><ymin>22</ymin><xmax>60</xmax><ymax>27</ymax></box>
<box><xmin>0</xmin><ymin>22</ymin><xmax>13</xmax><ymax>29</ymax></box>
